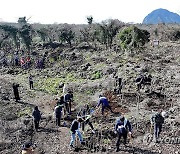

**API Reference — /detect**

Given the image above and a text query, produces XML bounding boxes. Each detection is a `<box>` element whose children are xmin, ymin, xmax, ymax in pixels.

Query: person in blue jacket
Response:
<box><xmin>96</xmin><ymin>95</ymin><xmax>114</xmax><ymax>115</ymax></box>
<box><xmin>114</xmin><ymin>115</ymin><xmax>132</xmax><ymax>152</ymax></box>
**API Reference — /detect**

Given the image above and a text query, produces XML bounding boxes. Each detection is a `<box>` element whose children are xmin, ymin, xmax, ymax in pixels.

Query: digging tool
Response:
<box><xmin>128</xmin><ymin>132</ymin><xmax>133</xmax><ymax>144</ymax></box>
<box><xmin>150</xmin><ymin>123</ymin><xmax>153</xmax><ymax>134</ymax></box>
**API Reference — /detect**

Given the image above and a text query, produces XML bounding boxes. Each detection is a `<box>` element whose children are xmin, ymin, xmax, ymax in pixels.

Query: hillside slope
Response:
<box><xmin>0</xmin><ymin>25</ymin><xmax>180</xmax><ymax>154</ymax></box>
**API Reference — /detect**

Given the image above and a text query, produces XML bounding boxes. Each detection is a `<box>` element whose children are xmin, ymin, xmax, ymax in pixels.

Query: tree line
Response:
<box><xmin>0</xmin><ymin>16</ymin><xmax>151</xmax><ymax>53</ymax></box>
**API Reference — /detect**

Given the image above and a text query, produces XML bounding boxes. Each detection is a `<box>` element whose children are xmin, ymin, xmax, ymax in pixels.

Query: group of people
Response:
<box><xmin>54</xmin><ymin>91</ymin><xmax>73</xmax><ymax>127</ymax></box>
<box><xmin>24</xmin><ymin>106</ymin><xmax>167</xmax><ymax>153</ymax></box>
<box><xmin>0</xmin><ymin>52</ymin><xmax>46</xmax><ymax>70</ymax></box>
<box><xmin>68</xmin><ymin>106</ymin><xmax>167</xmax><ymax>152</ymax></box>
<box><xmin>12</xmin><ymin>75</ymin><xmax>34</xmax><ymax>102</ymax></box>
<box><xmin>113</xmin><ymin>73</ymin><xmax>152</xmax><ymax>94</ymax></box>
<box><xmin>13</xmin><ymin>74</ymin><xmax>167</xmax><ymax>153</ymax></box>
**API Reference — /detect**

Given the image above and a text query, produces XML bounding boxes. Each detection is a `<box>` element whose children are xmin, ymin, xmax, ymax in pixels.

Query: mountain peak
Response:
<box><xmin>143</xmin><ymin>8</ymin><xmax>180</xmax><ymax>24</ymax></box>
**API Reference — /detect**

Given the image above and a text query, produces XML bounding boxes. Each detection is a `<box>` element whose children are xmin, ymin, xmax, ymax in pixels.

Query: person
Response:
<box><xmin>36</xmin><ymin>59</ymin><xmax>40</xmax><ymax>69</ymax></box>
<box><xmin>114</xmin><ymin>76</ymin><xmax>123</xmax><ymax>94</ymax></box>
<box><xmin>22</xmin><ymin>142</ymin><xmax>35</xmax><ymax>154</ymax></box>
<box><xmin>54</xmin><ymin>103</ymin><xmax>63</xmax><ymax>127</ymax></box>
<box><xmin>29</xmin><ymin>74</ymin><xmax>33</xmax><ymax>89</ymax></box>
<box><xmin>96</xmin><ymin>95</ymin><xmax>113</xmax><ymax>115</ymax></box>
<box><xmin>64</xmin><ymin>91</ymin><xmax>73</xmax><ymax>114</ymax></box>
<box><xmin>20</xmin><ymin>57</ymin><xmax>25</xmax><ymax>68</ymax></box>
<box><xmin>62</xmin><ymin>83</ymin><xmax>66</xmax><ymax>95</ymax></box>
<box><xmin>135</xmin><ymin>74</ymin><xmax>143</xmax><ymax>91</ymax></box>
<box><xmin>151</xmin><ymin>110</ymin><xmax>166</xmax><ymax>143</ymax></box>
<box><xmin>78</xmin><ymin>105</ymin><xmax>95</xmax><ymax>133</ymax></box>
<box><xmin>70</xmin><ymin>117</ymin><xmax>85</xmax><ymax>148</ymax></box>
<box><xmin>114</xmin><ymin>115</ymin><xmax>132</xmax><ymax>152</ymax></box>
<box><xmin>32</xmin><ymin>106</ymin><xmax>41</xmax><ymax>131</ymax></box>
<box><xmin>12</xmin><ymin>83</ymin><xmax>20</xmax><ymax>102</ymax></box>
<box><xmin>57</xmin><ymin>96</ymin><xmax>65</xmax><ymax>106</ymax></box>
<box><xmin>26</xmin><ymin>56</ymin><xmax>31</xmax><ymax>68</ymax></box>
<box><xmin>15</xmin><ymin>55</ymin><xmax>19</xmax><ymax>66</ymax></box>
<box><xmin>39</xmin><ymin>58</ymin><xmax>44</xmax><ymax>69</ymax></box>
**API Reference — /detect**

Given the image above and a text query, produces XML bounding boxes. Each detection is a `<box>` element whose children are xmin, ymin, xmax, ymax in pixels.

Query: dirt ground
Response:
<box><xmin>0</xmin><ymin>40</ymin><xmax>180</xmax><ymax>154</ymax></box>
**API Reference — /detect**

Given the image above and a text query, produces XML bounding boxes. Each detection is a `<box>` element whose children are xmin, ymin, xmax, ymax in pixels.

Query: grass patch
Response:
<box><xmin>34</xmin><ymin>73</ymin><xmax>85</xmax><ymax>95</ymax></box>
<box><xmin>17</xmin><ymin>107</ymin><xmax>32</xmax><ymax>117</ymax></box>
<box><xmin>91</xmin><ymin>71</ymin><xmax>102</xmax><ymax>80</ymax></box>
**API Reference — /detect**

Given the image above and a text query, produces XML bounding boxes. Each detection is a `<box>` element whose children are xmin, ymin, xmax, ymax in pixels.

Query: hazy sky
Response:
<box><xmin>0</xmin><ymin>0</ymin><xmax>180</xmax><ymax>24</ymax></box>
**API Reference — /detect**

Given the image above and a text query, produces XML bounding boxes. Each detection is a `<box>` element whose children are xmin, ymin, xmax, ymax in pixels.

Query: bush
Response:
<box><xmin>91</xmin><ymin>71</ymin><xmax>102</xmax><ymax>80</ymax></box>
<box><xmin>118</xmin><ymin>26</ymin><xmax>150</xmax><ymax>50</ymax></box>
<box><xmin>169</xmin><ymin>30</ymin><xmax>180</xmax><ymax>41</ymax></box>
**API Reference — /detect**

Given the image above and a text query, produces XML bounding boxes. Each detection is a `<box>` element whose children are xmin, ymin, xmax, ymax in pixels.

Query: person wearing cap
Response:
<box><xmin>32</xmin><ymin>106</ymin><xmax>41</xmax><ymax>131</ymax></box>
<box><xmin>22</xmin><ymin>142</ymin><xmax>35</xmax><ymax>154</ymax></box>
<box><xmin>114</xmin><ymin>115</ymin><xmax>132</xmax><ymax>152</ymax></box>
<box><xmin>96</xmin><ymin>95</ymin><xmax>114</xmax><ymax>115</ymax></box>
<box><xmin>70</xmin><ymin>117</ymin><xmax>85</xmax><ymax>148</ymax></box>
<box><xmin>151</xmin><ymin>109</ymin><xmax>166</xmax><ymax>143</ymax></box>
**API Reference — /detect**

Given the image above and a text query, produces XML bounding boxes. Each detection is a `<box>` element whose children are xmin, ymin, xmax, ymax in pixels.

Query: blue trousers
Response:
<box><xmin>154</xmin><ymin>124</ymin><xmax>162</xmax><ymax>139</ymax></box>
<box><xmin>70</xmin><ymin>130</ymin><xmax>83</xmax><ymax>146</ymax></box>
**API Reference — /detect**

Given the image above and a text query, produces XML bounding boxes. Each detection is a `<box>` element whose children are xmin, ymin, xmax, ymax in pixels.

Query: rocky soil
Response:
<box><xmin>0</xmin><ymin>34</ymin><xmax>180</xmax><ymax>153</ymax></box>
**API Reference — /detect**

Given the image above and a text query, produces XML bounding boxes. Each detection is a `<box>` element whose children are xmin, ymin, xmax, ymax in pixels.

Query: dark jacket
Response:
<box><xmin>32</xmin><ymin>109</ymin><xmax>41</xmax><ymax>121</ymax></box>
<box><xmin>115</xmin><ymin>118</ymin><xmax>132</xmax><ymax>134</ymax></box>
<box><xmin>29</xmin><ymin>76</ymin><xmax>33</xmax><ymax>82</ymax></box>
<box><xmin>70</xmin><ymin>120</ymin><xmax>79</xmax><ymax>133</ymax></box>
<box><xmin>54</xmin><ymin>106</ymin><xmax>62</xmax><ymax>118</ymax></box>
<box><xmin>97</xmin><ymin>97</ymin><xmax>109</xmax><ymax>107</ymax></box>
<box><xmin>151</xmin><ymin>113</ymin><xmax>164</xmax><ymax>125</ymax></box>
<box><xmin>64</xmin><ymin>93</ymin><xmax>73</xmax><ymax>102</ymax></box>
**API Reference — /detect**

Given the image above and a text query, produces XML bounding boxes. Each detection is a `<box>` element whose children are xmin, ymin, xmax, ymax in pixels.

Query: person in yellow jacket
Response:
<box><xmin>21</xmin><ymin>142</ymin><xmax>35</xmax><ymax>154</ymax></box>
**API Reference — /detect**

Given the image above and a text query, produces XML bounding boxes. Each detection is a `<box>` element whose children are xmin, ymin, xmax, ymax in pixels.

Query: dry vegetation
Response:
<box><xmin>0</xmin><ymin>21</ymin><xmax>180</xmax><ymax>154</ymax></box>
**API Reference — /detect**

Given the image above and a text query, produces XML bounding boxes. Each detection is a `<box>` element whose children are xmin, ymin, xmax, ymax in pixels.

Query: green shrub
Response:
<box><xmin>91</xmin><ymin>71</ymin><xmax>102</xmax><ymax>80</ymax></box>
<box><xmin>118</xmin><ymin>26</ymin><xmax>150</xmax><ymax>50</ymax></box>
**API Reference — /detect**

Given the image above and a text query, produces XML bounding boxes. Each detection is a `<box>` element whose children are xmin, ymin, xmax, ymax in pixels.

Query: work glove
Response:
<box><xmin>128</xmin><ymin>132</ymin><xmax>132</xmax><ymax>137</ymax></box>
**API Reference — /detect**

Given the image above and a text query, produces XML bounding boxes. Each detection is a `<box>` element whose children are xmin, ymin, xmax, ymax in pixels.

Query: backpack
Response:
<box><xmin>154</xmin><ymin>113</ymin><xmax>164</xmax><ymax>124</ymax></box>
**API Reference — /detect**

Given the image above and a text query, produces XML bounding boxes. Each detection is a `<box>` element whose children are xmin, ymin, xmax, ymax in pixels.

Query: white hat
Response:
<box><xmin>161</xmin><ymin>111</ymin><xmax>167</xmax><ymax>118</ymax></box>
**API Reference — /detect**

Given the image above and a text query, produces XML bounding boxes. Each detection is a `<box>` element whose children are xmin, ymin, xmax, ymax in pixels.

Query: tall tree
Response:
<box><xmin>0</xmin><ymin>25</ymin><xmax>20</xmax><ymax>49</ymax></box>
<box><xmin>99</xmin><ymin>19</ymin><xmax>123</xmax><ymax>49</ymax></box>
<box><xmin>36</xmin><ymin>28</ymin><xmax>49</xmax><ymax>42</ymax></box>
<box><xmin>87</xmin><ymin>16</ymin><xmax>93</xmax><ymax>25</ymax></box>
<box><xmin>59</xmin><ymin>27</ymin><xmax>75</xmax><ymax>47</ymax></box>
<box><xmin>19</xmin><ymin>25</ymin><xmax>32</xmax><ymax>52</ymax></box>
<box><xmin>18</xmin><ymin>17</ymin><xmax>27</xmax><ymax>25</ymax></box>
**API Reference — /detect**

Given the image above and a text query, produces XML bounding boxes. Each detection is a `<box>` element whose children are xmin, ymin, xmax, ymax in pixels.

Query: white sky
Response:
<box><xmin>0</xmin><ymin>0</ymin><xmax>180</xmax><ymax>24</ymax></box>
